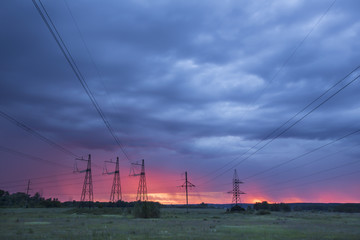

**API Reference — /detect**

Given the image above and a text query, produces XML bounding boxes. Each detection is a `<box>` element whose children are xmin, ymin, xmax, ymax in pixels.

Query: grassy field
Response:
<box><xmin>0</xmin><ymin>207</ymin><xmax>359</xmax><ymax>240</ymax></box>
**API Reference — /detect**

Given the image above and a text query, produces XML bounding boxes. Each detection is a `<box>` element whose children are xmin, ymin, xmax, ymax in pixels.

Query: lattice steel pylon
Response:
<box><xmin>103</xmin><ymin>157</ymin><xmax>122</xmax><ymax>202</ymax></box>
<box><xmin>228</xmin><ymin>169</ymin><xmax>245</xmax><ymax>205</ymax></box>
<box><xmin>74</xmin><ymin>154</ymin><xmax>93</xmax><ymax>202</ymax></box>
<box><xmin>131</xmin><ymin>159</ymin><xmax>148</xmax><ymax>201</ymax></box>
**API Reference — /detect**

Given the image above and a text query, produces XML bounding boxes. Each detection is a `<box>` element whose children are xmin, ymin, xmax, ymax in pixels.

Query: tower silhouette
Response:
<box><xmin>104</xmin><ymin>157</ymin><xmax>122</xmax><ymax>202</ymax></box>
<box><xmin>25</xmin><ymin>179</ymin><xmax>31</xmax><ymax>208</ymax></box>
<box><xmin>26</xmin><ymin>179</ymin><xmax>31</xmax><ymax>196</ymax></box>
<box><xmin>179</xmin><ymin>171</ymin><xmax>195</xmax><ymax>213</ymax></box>
<box><xmin>136</xmin><ymin>159</ymin><xmax>148</xmax><ymax>201</ymax></box>
<box><xmin>74</xmin><ymin>154</ymin><xmax>93</xmax><ymax>202</ymax></box>
<box><xmin>228</xmin><ymin>169</ymin><xmax>245</xmax><ymax>205</ymax></box>
<box><xmin>130</xmin><ymin>159</ymin><xmax>148</xmax><ymax>201</ymax></box>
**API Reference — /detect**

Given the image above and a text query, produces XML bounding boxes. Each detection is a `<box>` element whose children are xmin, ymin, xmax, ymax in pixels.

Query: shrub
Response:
<box><xmin>270</xmin><ymin>203</ymin><xmax>291</xmax><ymax>212</ymax></box>
<box><xmin>246</xmin><ymin>206</ymin><xmax>255</xmax><ymax>214</ymax></box>
<box><xmin>256</xmin><ymin>210</ymin><xmax>271</xmax><ymax>215</ymax></box>
<box><xmin>230</xmin><ymin>205</ymin><xmax>245</xmax><ymax>212</ymax></box>
<box><xmin>133</xmin><ymin>201</ymin><xmax>161</xmax><ymax>218</ymax></box>
<box><xmin>254</xmin><ymin>201</ymin><xmax>269</xmax><ymax>210</ymax></box>
<box><xmin>279</xmin><ymin>203</ymin><xmax>291</xmax><ymax>212</ymax></box>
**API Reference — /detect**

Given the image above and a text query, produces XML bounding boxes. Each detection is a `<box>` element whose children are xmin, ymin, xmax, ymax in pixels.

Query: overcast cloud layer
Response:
<box><xmin>0</xmin><ymin>0</ymin><xmax>360</xmax><ymax>203</ymax></box>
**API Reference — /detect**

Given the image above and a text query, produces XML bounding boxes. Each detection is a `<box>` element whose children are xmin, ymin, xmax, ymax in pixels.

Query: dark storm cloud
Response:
<box><xmin>1</xmin><ymin>0</ymin><xmax>360</xmax><ymax>201</ymax></box>
<box><xmin>1</xmin><ymin>0</ymin><xmax>359</xmax><ymax>145</ymax></box>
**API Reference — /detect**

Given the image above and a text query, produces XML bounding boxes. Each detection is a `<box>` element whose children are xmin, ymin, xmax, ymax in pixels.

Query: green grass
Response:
<box><xmin>0</xmin><ymin>208</ymin><xmax>359</xmax><ymax>240</ymax></box>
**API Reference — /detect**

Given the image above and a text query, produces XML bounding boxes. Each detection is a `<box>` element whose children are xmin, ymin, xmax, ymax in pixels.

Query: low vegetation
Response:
<box><xmin>254</xmin><ymin>201</ymin><xmax>291</xmax><ymax>212</ymax></box>
<box><xmin>132</xmin><ymin>201</ymin><xmax>161</xmax><ymax>218</ymax></box>
<box><xmin>2</xmin><ymin>190</ymin><xmax>360</xmax><ymax>239</ymax></box>
<box><xmin>1</xmin><ymin>207</ymin><xmax>360</xmax><ymax>240</ymax></box>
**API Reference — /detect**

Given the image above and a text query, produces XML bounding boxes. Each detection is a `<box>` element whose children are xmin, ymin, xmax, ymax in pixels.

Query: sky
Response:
<box><xmin>0</xmin><ymin>0</ymin><xmax>360</xmax><ymax>204</ymax></box>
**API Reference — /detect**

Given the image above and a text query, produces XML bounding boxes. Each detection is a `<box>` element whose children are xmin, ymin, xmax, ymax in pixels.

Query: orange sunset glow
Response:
<box><xmin>34</xmin><ymin>168</ymin><xmax>360</xmax><ymax>204</ymax></box>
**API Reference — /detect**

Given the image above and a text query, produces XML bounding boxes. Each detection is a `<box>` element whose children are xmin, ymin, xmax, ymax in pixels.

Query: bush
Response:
<box><xmin>256</xmin><ymin>210</ymin><xmax>271</xmax><ymax>215</ymax></box>
<box><xmin>133</xmin><ymin>201</ymin><xmax>161</xmax><ymax>218</ymax></box>
<box><xmin>279</xmin><ymin>203</ymin><xmax>291</xmax><ymax>212</ymax></box>
<box><xmin>270</xmin><ymin>203</ymin><xmax>291</xmax><ymax>212</ymax></box>
<box><xmin>254</xmin><ymin>201</ymin><xmax>269</xmax><ymax>210</ymax></box>
<box><xmin>246</xmin><ymin>205</ymin><xmax>255</xmax><ymax>214</ymax></box>
<box><xmin>230</xmin><ymin>205</ymin><xmax>245</xmax><ymax>212</ymax></box>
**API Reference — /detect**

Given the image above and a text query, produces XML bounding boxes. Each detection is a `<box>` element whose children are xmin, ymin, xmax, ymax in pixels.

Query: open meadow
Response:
<box><xmin>0</xmin><ymin>208</ymin><xmax>359</xmax><ymax>240</ymax></box>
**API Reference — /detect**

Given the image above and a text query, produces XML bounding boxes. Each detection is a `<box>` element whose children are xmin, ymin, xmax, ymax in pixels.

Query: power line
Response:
<box><xmin>0</xmin><ymin>145</ymin><xmax>70</xmax><ymax>169</ymax></box>
<box><xmin>0</xmin><ymin>167</ymin><xmax>133</xmax><ymax>187</ymax></box>
<box><xmin>247</xmin><ymin>168</ymin><xmax>360</xmax><ymax>197</ymax></box>
<box><xmin>242</xmin><ymin>128</ymin><xmax>360</xmax><ymax>180</ymax></box>
<box><xmin>200</xmin><ymin>70</ymin><xmax>360</xmax><ymax>185</ymax></box>
<box><xmin>255</xmin><ymin>157</ymin><xmax>360</xmax><ymax>195</ymax></box>
<box><xmin>0</xmin><ymin>175</ymin><xmax>85</xmax><ymax>189</ymax></box>
<box><xmin>0</xmin><ymin>173</ymin><xmax>107</xmax><ymax>193</ymax></box>
<box><xmin>194</xmin><ymin>130</ymin><xmax>360</xmax><ymax>189</ymax></box>
<box><xmin>195</xmin><ymin>0</ymin><xmax>338</xmax><ymax>181</ymax></box>
<box><xmin>0</xmin><ymin>171</ymin><xmax>72</xmax><ymax>185</ymax></box>
<box><xmin>0</xmin><ymin>110</ymin><xmax>79</xmax><ymax>158</ymax></box>
<box><xmin>62</xmin><ymin>0</ymin><xmax>118</xmax><ymax>115</ymax></box>
<box><xmin>0</xmin><ymin>175</ymin><xmax>74</xmax><ymax>188</ymax></box>
<box><xmin>253</xmin><ymin>141</ymin><xmax>360</xmax><ymax>183</ymax></box>
<box><xmin>32</xmin><ymin>0</ymin><xmax>131</xmax><ymax>162</ymax></box>
<box><xmin>197</xmin><ymin>154</ymin><xmax>360</xmax><ymax>201</ymax></box>
<box><xmin>268</xmin><ymin>0</ymin><xmax>337</xmax><ymax>85</ymax></box>
<box><xmin>197</xmin><ymin>64</ymin><xmax>360</xmax><ymax>181</ymax></box>
<box><xmin>0</xmin><ymin>111</ymin><xmax>103</xmax><ymax>169</ymax></box>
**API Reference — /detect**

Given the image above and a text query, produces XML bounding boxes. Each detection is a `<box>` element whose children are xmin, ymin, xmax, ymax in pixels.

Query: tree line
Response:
<box><xmin>0</xmin><ymin>189</ymin><xmax>60</xmax><ymax>208</ymax></box>
<box><xmin>254</xmin><ymin>201</ymin><xmax>360</xmax><ymax>213</ymax></box>
<box><xmin>1</xmin><ymin>189</ymin><xmax>359</xmax><ymax>213</ymax></box>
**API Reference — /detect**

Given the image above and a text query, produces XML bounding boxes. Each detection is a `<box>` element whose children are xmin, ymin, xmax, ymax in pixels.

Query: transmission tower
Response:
<box><xmin>130</xmin><ymin>159</ymin><xmax>148</xmax><ymax>201</ymax></box>
<box><xmin>103</xmin><ymin>157</ymin><xmax>122</xmax><ymax>202</ymax></box>
<box><xmin>25</xmin><ymin>179</ymin><xmax>31</xmax><ymax>208</ymax></box>
<box><xmin>26</xmin><ymin>179</ymin><xmax>31</xmax><ymax>195</ymax></box>
<box><xmin>228</xmin><ymin>169</ymin><xmax>245</xmax><ymax>205</ymax></box>
<box><xmin>74</xmin><ymin>154</ymin><xmax>93</xmax><ymax>202</ymax></box>
<box><xmin>179</xmin><ymin>171</ymin><xmax>195</xmax><ymax>213</ymax></box>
